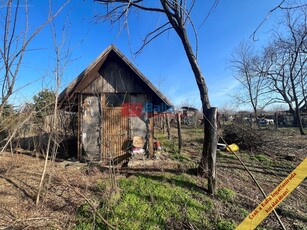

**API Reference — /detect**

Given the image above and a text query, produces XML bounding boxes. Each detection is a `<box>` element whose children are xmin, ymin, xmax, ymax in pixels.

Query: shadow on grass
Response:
<box><xmin>119</xmin><ymin>166</ymin><xmax>199</xmax><ymax>177</ymax></box>
<box><xmin>217</xmin><ymin>154</ymin><xmax>295</xmax><ymax>178</ymax></box>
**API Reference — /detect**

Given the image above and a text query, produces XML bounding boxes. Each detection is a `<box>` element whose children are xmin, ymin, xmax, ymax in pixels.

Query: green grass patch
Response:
<box><xmin>184</xmin><ymin>127</ymin><xmax>203</xmax><ymax>134</ymax></box>
<box><xmin>251</xmin><ymin>154</ymin><xmax>271</xmax><ymax>165</ymax></box>
<box><xmin>217</xmin><ymin>150</ymin><xmax>237</xmax><ymax>159</ymax></box>
<box><xmin>215</xmin><ymin>187</ymin><xmax>236</xmax><ymax>202</ymax></box>
<box><xmin>254</xmin><ymin>154</ymin><xmax>269</xmax><ymax>162</ymax></box>
<box><xmin>216</xmin><ymin>219</ymin><xmax>236</xmax><ymax>230</ymax></box>
<box><xmin>169</xmin><ymin>153</ymin><xmax>190</xmax><ymax>162</ymax></box>
<box><xmin>155</xmin><ymin>132</ymin><xmax>179</xmax><ymax>154</ymax></box>
<box><xmin>75</xmin><ymin>173</ymin><xmax>213</xmax><ymax>230</ymax></box>
<box><xmin>237</xmin><ymin>207</ymin><xmax>249</xmax><ymax>218</ymax></box>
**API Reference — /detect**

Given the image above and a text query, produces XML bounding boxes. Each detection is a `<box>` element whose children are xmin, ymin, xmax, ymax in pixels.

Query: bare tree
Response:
<box><xmin>251</xmin><ymin>0</ymin><xmax>307</xmax><ymax>40</ymax></box>
<box><xmin>94</xmin><ymin>0</ymin><xmax>215</xmax><ymax>180</ymax></box>
<box><xmin>0</xmin><ymin>0</ymin><xmax>70</xmax><ymax>118</ymax></box>
<box><xmin>36</xmin><ymin>1</ymin><xmax>72</xmax><ymax>205</ymax></box>
<box><xmin>263</xmin><ymin>6</ymin><xmax>307</xmax><ymax>134</ymax></box>
<box><xmin>230</xmin><ymin>42</ymin><xmax>273</xmax><ymax>119</ymax></box>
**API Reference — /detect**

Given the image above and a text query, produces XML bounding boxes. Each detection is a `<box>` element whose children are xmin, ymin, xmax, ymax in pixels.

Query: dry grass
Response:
<box><xmin>0</xmin><ymin>125</ymin><xmax>306</xmax><ymax>229</ymax></box>
<box><xmin>164</xmin><ymin>125</ymin><xmax>307</xmax><ymax>229</ymax></box>
<box><xmin>0</xmin><ymin>153</ymin><xmax>108</xmax><ymax>229</ymax></box>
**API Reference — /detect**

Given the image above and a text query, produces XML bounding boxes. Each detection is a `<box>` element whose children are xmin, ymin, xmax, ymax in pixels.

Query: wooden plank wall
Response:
<box><xmin>102</xmin><ymin>107</ymin><xmax>128</xmax><ymax>164</ymax></box>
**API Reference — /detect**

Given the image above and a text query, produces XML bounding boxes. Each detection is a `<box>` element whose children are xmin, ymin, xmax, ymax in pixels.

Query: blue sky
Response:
<box><xmin>8</xmin><ymin>0</ymin><xmax>287</xmax><ymax>110</ymax></box>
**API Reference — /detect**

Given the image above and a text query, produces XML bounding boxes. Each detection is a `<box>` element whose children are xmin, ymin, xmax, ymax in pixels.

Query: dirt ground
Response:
<box><xmin>0</xmin><ymin>127</ymin><xmax>306</xmax><ymax>229</ymax></box>
<box><xmin>0</xmin><ymin>154</ymin><xmax>107</xmax><ymax>229</ymax></box>
<box><xmin>0</xmin><ymin>153</ymin><xmax>180</xmax><ymax>229</ymax></box>
<box><xmin>173</xmin><ymin>126</ymin><xmax>307</xmax><ymax>229</ymax></box>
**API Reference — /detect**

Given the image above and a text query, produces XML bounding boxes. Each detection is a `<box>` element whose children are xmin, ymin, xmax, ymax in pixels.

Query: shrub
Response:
<box><xmin>222</xmin><ymin>123</ymin><xmax>263</xmax><ymax>151</ymax></box>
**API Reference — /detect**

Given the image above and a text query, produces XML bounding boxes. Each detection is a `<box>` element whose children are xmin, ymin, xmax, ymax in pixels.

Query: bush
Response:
<box><xmin>222</xmin><ymin>123</ymin><xmax>263</xmax><ymax>151</ymax></box>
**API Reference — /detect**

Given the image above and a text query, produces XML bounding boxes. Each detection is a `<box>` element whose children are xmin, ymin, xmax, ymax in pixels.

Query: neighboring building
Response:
<box><xmin>58</xmin><ymin>45</ymin><xmax>172</xmax><ymax>163</ymax></box>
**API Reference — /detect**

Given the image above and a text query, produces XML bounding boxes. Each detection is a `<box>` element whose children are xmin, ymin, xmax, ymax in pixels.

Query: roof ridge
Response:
<box><xmin>58</xmin><ymin>45</ymin><xmax>172</xmax><ymax>109</ymax></box>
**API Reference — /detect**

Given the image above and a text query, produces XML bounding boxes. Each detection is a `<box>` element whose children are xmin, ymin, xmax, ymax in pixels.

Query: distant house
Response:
<box><xmin>181</xmin><ymin>106</ymin><xmax>198</xmax><ymax>117</ymax></box>
<box><xmin>58</xmin><ymin>45</ymin><xmax>172</xmax><ymax>163</ymax></box>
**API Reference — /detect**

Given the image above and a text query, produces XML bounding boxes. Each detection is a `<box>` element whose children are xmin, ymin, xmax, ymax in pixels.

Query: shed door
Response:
<box><xmin>102</xmin><ymin>107</ymin><xmax>128</xmax><ymax>163</ymax></box>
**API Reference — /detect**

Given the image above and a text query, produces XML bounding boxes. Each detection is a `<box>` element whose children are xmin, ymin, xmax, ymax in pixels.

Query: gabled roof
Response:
<box><xmin>58</xmin><ymin>45</ymin><xmax>172</xmax><ymax>109</ymax></box>
<box><xmin>181</xmin><ymin>106</ymin><xmax>198</xmax><ymax>112</ymax></box>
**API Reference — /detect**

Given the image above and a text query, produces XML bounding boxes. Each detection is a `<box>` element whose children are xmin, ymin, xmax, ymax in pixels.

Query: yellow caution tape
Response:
<box><xmin>236</xmin><ymin>157</ymin><xmax>307</xmax><ymax>230</ymax></box>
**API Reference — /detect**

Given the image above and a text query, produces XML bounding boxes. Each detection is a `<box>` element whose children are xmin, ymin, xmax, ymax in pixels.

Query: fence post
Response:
<box><xmin>274</xmin><ymin>112</ymin><xmax>278</xmax><ymax>130</ymax></box>
<box><xmin>165</xmin><ymin>113</ymin><xmax>171</xmax><ymax>140</ymax></box>
<box><xmin>249</xmin><ymin>113</ymin><xmax>253</xmax><ymax>128</ymax></box>
<box><xmin>149</xmin><ymin>115</ymin><xmax>154</xmax><ymax>158</ymax></box>
<box><xmin>177</xmin><ymin>113</ymin><xmax>182</xmax><ymax>153</ymax></box>
<box><xmin>208</xmin><ymin>107</ymin><xmax>218</xmax><ymax>195</ymax></box>
<box><xmin>162</xmin><ymin>113</ymin><xmax>166</xmax><ymax>134</ymax></box>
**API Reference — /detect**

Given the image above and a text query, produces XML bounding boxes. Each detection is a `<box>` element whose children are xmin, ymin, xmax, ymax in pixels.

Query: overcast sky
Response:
<box><xmin>7</xmin><ymin>0</ymin><xmax>289</xmax><ymax>110</ymax></box>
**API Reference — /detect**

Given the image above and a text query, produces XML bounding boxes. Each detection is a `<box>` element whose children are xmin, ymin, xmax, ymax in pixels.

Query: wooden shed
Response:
<box><xmin>58</xmin><ymin>45</ymin><xmax>172</xmax><ymax>163</ymax></box>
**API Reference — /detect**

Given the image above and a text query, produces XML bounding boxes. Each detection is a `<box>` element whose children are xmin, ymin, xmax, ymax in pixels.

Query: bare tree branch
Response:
<box><xmin>135</xmin><ymin>22</ymin><xmax>172</xmax><ymax>55</ymax></box>
<box><xmin>261</xmin><ymin>6</ymin><xmax>307</xmax><ymax>134</ymax></box>
<box><xmin>36</xmin><ymin>0</ymin><xmax>73</xmax><ymax>205</ymax></box>
<box><xmin>0</xmin><ymin>0</ymin><xmax>71</xmax><ymax>117</ymax></box>
<box><xmin>200</xmin><ymin>0</ymin><xmax>219</xmax><ymax>27</ymax></box>
<box><xmin>251</xmin><ymin>0</ymin><xmax>307</xmax><ymax>41</ymax></box>
<box><xmin>95</xmin><ymin>0</ymin><xmax>165</xmax><ymax>13</ymax></box>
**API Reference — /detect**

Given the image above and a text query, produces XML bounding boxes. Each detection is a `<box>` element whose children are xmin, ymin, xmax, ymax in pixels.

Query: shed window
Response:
<box><xmin>105</xmin><ymin>93</ymin><xmax>128</xmax><ymax>107</ymax></box>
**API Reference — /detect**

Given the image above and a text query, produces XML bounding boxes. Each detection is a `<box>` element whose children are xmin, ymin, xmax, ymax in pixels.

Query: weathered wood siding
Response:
<box><xmin>81</xmin><ymin>60</ymin><xmax>147</xmax><ymax>94</ymax></box>
<box><xmin>59</xmin><ymin>48</ymin><xmax>170</xmax><ymax>163</ymax></box>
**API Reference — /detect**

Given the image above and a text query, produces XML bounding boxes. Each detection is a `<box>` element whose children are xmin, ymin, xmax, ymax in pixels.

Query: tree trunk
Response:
<box><xmin>295</xmin><ymin>107</ymin><xmax>305</xmax><ymax>135</ymax></box>
<box><xmin>162</xmin><ymin>113</ymin><xmax>166</xmax><ymax>134</ymax></box>
<box><xmin>160</xmin><ymin>0</ymin><xmax>213</xmax><ymax>177</ymax></box>
<box><xmin>208</xmin><ymin>108</ymin><xmax>218</xmax><ymax>195</ymax></box>
<box><xmin>198</xmin><ymin>112</ymin><xmax>210</xmax><ymax>176</ymax></box>
<box><xmin>290</xmin><ymin>76</ymin><xmax>305</xmax><ymax>135</ymax></box>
